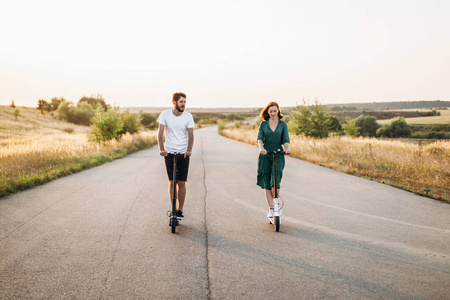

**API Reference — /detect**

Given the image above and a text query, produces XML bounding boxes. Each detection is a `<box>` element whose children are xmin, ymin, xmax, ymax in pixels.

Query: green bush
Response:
<box><xmin>377</xmin><ymin>117</ymin><xmax>411</xmax><ymax>138</ymax></box>
<box><xmin>355</xmin><ymin>115</ymin><xmax>379</xmax><ymax>137</ymax></box>
<box><xmin>56</xmin><ymin>100</ymin><xmax>77</xmax><ymax>123</ymax></box>
<box><xmin>217</xmin><ymin>119</ymin><xmax>226</xmax><ymax>135</ymax></box>
<box><xmin>74</xmin><ymin>102</ymin><xmax>96</xmax><ymax>125</ymax></box>
<box><xmin>328</xmin><ymin>116</ymin><xmax>342</xmax><ymax>132</ymax></box>
<box><xmin>37</xmin><ymin>99</ymin><xmax>52</xmax><ymax>112</ymax></box>
<box><xmin>89</xmin><ymin>107</ymin><xmax>124</xmax><ymax>143</ymax></box>
<box><xmin>78</xmin><ymin>94</ymin><xmax>107</xmax><ymax>111</ymax></box>
<box><xmin>119</xmin><ymin>110</ymin><xmax>141</xmax><ymax>135</ymax></box>
<box><xmin>342</xmin><ymin>119</ymin><xmax>360</xmax><ymax>137</ymax></box>
<box><xmin>140</xmin><ymin>112</ymin><xmax>157</xmax><ymax>129</ymax></box>
<box><xmin>289</xmin><ymin>100</ymin><xmax>331</xmax><ymax>138</ymax></box>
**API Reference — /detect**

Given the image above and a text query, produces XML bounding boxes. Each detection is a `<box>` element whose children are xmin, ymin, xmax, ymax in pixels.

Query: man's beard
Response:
<box><xmin>176</xmin><ymin>103</ymin><xmax>185</xmax><ymax>112</ymax></box>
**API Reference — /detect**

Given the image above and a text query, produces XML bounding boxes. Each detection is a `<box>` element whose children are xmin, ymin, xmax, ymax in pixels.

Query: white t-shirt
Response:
<box><xmin>157</xmin><ymin>109</ymin><xmax>195</xmax><ymax>153</ymax></box>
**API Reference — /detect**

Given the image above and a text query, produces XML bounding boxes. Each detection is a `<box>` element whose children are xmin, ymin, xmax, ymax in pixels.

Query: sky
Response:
<box><xmin>1</xmin><ymin>0</ymin><xmax>449</xmax><ymax>108</ymax></box>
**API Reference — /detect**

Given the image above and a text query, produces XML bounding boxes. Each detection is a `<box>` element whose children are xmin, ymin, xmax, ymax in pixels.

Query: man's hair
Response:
<box><xmin>260</xmin><ymin>101</ymin><xmax>283</xmax><ymax>120</ymax></box>
<box><xmin>172</xmin><ymin>92</ymin><xmax>187</xmax><ymax>103</ymax></box>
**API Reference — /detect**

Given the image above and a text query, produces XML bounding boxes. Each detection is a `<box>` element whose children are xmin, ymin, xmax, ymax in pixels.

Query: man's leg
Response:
<box><xmin>168</xmin><ymin>180</ymin><xmax>175</xmax><ymax>206</ymax></box>
<box><xmin>177</xmin><ymin>181</ymin><xmax>186</xmax><ymax>211</ymax></box>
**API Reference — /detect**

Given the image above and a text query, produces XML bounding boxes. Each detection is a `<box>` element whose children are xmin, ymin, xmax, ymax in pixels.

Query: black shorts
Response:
<box><xmin>164</xmin><ymin>155</ymin><xmax>190</xmax><ymax>181</ymax></box>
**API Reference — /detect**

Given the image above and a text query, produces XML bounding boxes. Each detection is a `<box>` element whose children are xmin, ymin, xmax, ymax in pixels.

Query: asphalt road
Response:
<box><xmin>1</xmin><ymin>126</ymin><xmax>449</xmax><ymax>299</ymax></box>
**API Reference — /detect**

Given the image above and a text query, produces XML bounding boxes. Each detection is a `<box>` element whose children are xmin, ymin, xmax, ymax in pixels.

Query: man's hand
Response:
<box><xmin>260</xmin><ymin>148</ymin><xmax>267</xmax><ymax>155</ymax></box>
<box><xmin>160</xmin><ymin>150</ymin><xmax>168</xmax><ymax>157</ymax></box>
<box><xmin>184</xmin><ymin>151</ymin><xmax>192</xmax><ymax>158</ymax></box>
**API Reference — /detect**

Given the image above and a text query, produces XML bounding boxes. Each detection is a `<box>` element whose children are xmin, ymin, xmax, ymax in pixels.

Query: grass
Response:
<box><xmin>377</xmin><ymin>110</ymin><xmax>450</xmax><ymax>125</ymax></box>
<box><xmin>223</xmin><ymin>125</ymin><xmax>450</xmax><ymax>202</ymax></box>
<box><xmin>0</xmin><ymin>105</ymin><xmax>157</xmax><ymax>197</ymax></box>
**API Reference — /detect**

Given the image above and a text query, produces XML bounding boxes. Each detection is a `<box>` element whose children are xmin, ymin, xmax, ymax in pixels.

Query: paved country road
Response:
<box><xmin>1</xmin><ymin>126</ymin><xmax>449</xmax><ymax>299</ymax></box>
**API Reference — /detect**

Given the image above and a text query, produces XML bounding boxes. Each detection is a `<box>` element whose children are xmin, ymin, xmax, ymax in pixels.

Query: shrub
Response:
<box><xmin>217</xmin><ymin>119</ymin><xmax>226</xmax><ymax>135</ymax></box>
<box><xmin>37</xmin><ymin>99</ymin><xmax>51</xmax><ymax>112</ymax></box>
<box><xmin>328</xmin><ymin>116</ymin><xmax>342</xmax><ymax>132</ymax></box>
<box><xmin>119</xmin><ymin>110</ymin><xmax>141</xmax><ymax>135</ymax></box>
<box><xmin>342</xmin><ymin>119</ymin><xmax>360</xmax><ymax>137</ymax></box>
<box><xmin>234</xmin><ymin>120</ymin><xmax>241</xmax><ymax>128</ymax></box>
<box><xmin>50</xmin><ymin>97</ymin><xmax>65</xmax><ymax>111</ymax></box>
<box><xmin>289</xmin><ymin>100</ymin><xmax>331</xmax><ymax>138</ymax></box>
<box><xmin>355</xmin><ymin>115</ymin><xmax>379</xmax><ymax>137</ymax></box>
<box><xmin>74</xmin><ymin>102</ymin><xmax>96</xmax><ymax>125</ymax></box>
<box><xmin>11</xmin><ymin>100</ymin><xmax>16</xmax><ymax>108</ymax></box>
<box><xmin>78</xmin><ymin>94</ymin><xmax>107</xmax><ymax>111</ymax></box>
<box><xmin>56</xmin><ymin>100</ymin><xmax>77</xmax><ymax>123</ymax></box>
<box><xmin>141</xmin><ymin>112</ymin><xmax>157</xmax><ymax>129</ymax></box>
<box><xmin>89</xmin><ymin>107</ymin><xmax>124</xmax><ymax>143</ymax></box>
<box><xmin>377</xmin><ymin>117</ymin><xmax>411</xmax><ymax>138</ymax></box>
<box><xmin>14</xmin><ymin>108</ymin><xmax>20</xmax><ymax>121</ymax></box>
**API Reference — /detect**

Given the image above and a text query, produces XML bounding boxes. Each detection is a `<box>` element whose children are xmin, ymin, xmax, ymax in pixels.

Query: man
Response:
<box><xmin>157</xmin><ymin>92</ymin><xmax>195</xmax><ymax>220</ymax></box>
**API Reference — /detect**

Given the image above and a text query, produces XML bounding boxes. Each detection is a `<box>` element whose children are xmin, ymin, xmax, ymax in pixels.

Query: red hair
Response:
<box><xmin>260</xmin><ymin>101</ymin><xmax>283</xmax><ymax>120</ymax></box>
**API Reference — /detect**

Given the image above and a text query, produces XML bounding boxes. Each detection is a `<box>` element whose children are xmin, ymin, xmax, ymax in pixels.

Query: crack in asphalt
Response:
<box><xmin>201</xmin><ymin>136</ymin><xmax>212</xmax><ymax>300</ymax></box>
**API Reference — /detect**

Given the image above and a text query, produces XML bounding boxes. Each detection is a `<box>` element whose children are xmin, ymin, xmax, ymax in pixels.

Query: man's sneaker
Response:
<box><xmin>176</xmin><ymin>210</ymin><xmax>184</xmax><ymax>220</ymax></box>
<box><xmin>267</xmin><ymin>208</ymin><xmax>274</xmax><ymax>218</ymax></box>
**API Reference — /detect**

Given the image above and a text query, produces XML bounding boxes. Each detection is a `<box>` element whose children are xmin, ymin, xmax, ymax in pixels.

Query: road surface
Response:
<box><xmin>1</xmin><ymin>126</ymin><xmax>449</xmax><ymax>299</ymax></box>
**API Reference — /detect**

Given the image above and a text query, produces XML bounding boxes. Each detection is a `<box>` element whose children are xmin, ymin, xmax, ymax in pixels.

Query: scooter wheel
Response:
<box><xmin>274</xmin><ymin>216</ymin><xmax>280</xmax><ymax>232</ymax></box>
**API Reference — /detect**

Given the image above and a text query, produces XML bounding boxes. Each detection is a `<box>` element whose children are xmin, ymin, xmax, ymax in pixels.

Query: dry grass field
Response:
<box><xmin>223</xmin><ymin>126</ymin><xmax>450</xmax><ymax>202</ymax></box>
<box><xmin>0</xmin><ymin>105</ymin><xmax>157</xmax><ymax>197</ymax></box>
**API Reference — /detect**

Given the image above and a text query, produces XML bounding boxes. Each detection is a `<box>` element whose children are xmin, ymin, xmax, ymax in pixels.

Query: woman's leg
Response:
<box><xmin>264</xmin><ymin>189</ymin><xmax>274</xmax><ymax>208</ymax></box>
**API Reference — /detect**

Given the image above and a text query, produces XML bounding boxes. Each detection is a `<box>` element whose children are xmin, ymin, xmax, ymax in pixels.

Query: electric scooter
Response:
<box><xmin>267</xmin><ymin>149</ymin><xmax>285</xmax><ymax>232</ymax></box>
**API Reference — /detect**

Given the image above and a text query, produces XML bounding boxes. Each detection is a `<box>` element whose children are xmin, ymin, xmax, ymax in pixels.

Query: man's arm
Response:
<box><xmin>158</xmin><ymin>123</ymin><xmax>167</xmax><ymax>156</ymax></box>
<box><xmin>185</xmin><ymin>127</ymin><xmax>194</xmax><ymax>158</ymax></box>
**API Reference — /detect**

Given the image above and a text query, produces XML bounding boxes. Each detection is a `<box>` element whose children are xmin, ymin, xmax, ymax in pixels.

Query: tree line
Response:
<box><xmin>287</xmin><ymin>100</ymin><xmax>420</xmax><ymax>139</ymax></box>
<box><xmin>36</xmin><ymin>95</ymin><xmax>158</xmax><ymax>143</ymax></box>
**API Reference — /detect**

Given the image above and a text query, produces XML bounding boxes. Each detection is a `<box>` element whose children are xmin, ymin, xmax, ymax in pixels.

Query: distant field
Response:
<box><xmin>378</xmin><ymin>110</ymin><xmax>450</xmax><ymax>125</ymax></box>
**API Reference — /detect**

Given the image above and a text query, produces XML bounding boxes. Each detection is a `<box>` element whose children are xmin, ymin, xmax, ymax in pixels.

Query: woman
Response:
<box><xmin>257</xmin><ymin>101</ymin><xmax>291</xmax><ymax>218</ymax></box>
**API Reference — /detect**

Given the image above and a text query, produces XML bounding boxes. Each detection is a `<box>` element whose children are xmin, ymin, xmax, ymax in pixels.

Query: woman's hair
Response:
<box><xmin>172</xmin><ymin>92</ymin><xmax>186</xmax><ymax>102</ymax></box>
<box><xmin>260</xmin><ymin>101</ymin><xmax>283</xmax><ymax>120</ymax></box>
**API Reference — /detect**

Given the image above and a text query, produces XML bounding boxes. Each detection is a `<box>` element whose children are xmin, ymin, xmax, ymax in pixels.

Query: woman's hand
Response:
<box><xmin>285</xmin><ymin>148</ymin><xmax>291</xmax><ymax>155</ymax></box>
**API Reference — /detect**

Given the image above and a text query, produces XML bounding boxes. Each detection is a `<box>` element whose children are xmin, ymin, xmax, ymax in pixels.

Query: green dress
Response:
<box><xmin>256</xmin><ymin>119</ymin><xmax>290</xmax><ymax>190</ymax></box>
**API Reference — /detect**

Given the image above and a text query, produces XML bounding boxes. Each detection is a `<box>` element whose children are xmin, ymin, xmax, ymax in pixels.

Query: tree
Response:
<box><xmin>37</xmin><ymin>99</ymin><xmax>51</xmax><ymax>112</ymax></box>
<box><xmin>89</xmin><ymin>107</ymin><xmax>124</xmax><ymax>143</ymax></box>
<box><xmin>78</xmin><ymin>94</ymin><xmax>107</xmax><ymax>111</ymax></box>
<box><xmin>342</xmin><ymin>119</ymin><xmax>360</xmax><ymax>137</ymax></box>
<box><xmin>10</xmin><ymin>100</ymin><xmax>16</xmax><ymax>108</ymax></box>
<box><xmin>288</xmin><ymin>100</ymin><xmax>313</xmax><ymax>136</ymax></box>
<box><xmin>74</xmin><ymin>102</ymin><xmax>96</xmax><ymax>125</ymax></box>
<box><xmin>355</xmin><ymin>115</ymin><xmax>379</xmax><ymax>137</ymax></box>
<box><xmin>56</xmin><ymin>100</ymin><xmax>76</xmax><ymax>123</ymax></box>
<box><xmin>119</xmin><ymin>110</ymin><xmax>141</xmax><ymax>135</ymax></box>
<box><xmin>289</xmin><ymin>100</ymin><xmax>331</xmax><ymax>138</ymax></box>
<box><xmin>328</xmin><ymin>116</ymin><xmax>342</xmax><ymax>133</ymax></box>
<box><xmin>50</xmin><ymin>97</ymin><xmax>65</xmax><ymax>111</ymax></box>
<box><xmin>377</xmin><ymin>117</ymin><xmax>411</xmax><ymax>138</ymax></box>
<box><xmin>140</xmin><ymin>112</ymin><xmax>157</xmax><ymax>129</ymax></box>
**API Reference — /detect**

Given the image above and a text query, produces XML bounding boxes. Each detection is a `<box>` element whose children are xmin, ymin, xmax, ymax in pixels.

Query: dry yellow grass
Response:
<box><xmin>1</xmin><ymin>105</ymin><xmax>157</xmax><ymax>196</ymax></box>
<box><xmin>223</xmin><ymin>126</ymin><xmax>450</xmax><ymax>202</ymax></box>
